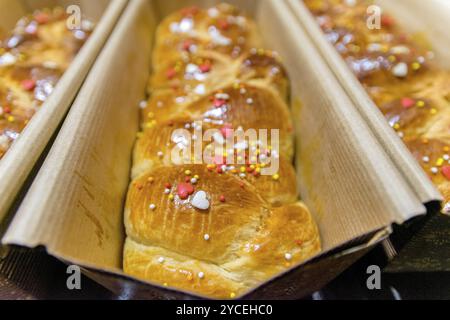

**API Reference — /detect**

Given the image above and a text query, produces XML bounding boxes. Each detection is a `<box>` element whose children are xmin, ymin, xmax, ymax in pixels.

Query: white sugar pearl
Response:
<box><xmin>139</xmin><ymin>100</ymin><xmax>147</xmax><ymax>109</ymax></box>
<box><xmin>444</xmin><ymin>155</ymin><xmax>450</xmax><ymax>161</ymax></box>
<box><xmin>246</xmin><ymin>98</ymin><xmax>254</xmax><ymax>105</ymax></box>
<box><xmin>158</xmin><ymin>257</ymin><xmax>165</xmax><ymax>263</ymax></box>
<box><xmin>422</xmin><ymin>156</ymin><xmax>430</xmax><ymax>163</ymax></box>
<box><xmin>204</xmin><ymin>234</ymin><xmax>210</xmax><ymax>241</ymax></box>
<box><xmin>157</xmin><ymin>151</ymin><xmax>164</xmax><ymax>157</ymax></box>
<box><xmin>190</xmin><ymin>178</ymin><xmax>198</xmax><ymax>184</ymax></box>
<box><xmin>392</xmin><ymin>62</ymin><xmax>408</xmax><ymax>78</ymax></box>
<box><xmin>164</xmin><ymin>189</ymin><xmax>171</xmax><ymax>194</ymax></box>
<box><xmin>431</xmin><ymin>167</ymin><xmax>439</xmax><ymax>174</ymax></box>
<box><xmin>285</xmin><ymin>253</ymin><xmax>293</xmax><ymax>261</ymax></box>
<box><xmin>198</xmin><ymin>272</ymin><xmax>205</xmax><ymax>279</ymax></box>
<box><xmin>149</xmin><ymin>204</ymin><xmax>156</xmax><ymax>210</ymax></box>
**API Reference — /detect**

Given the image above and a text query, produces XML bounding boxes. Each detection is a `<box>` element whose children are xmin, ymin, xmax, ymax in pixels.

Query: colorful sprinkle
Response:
<box><xmin>177</xmin><ymin>182</ymin><xmax>195</xmax><ymax>200</ymax></box>
<box><xmin>442</xmin><ymin>166</ymin><xmax>450</xmax><ymax>180</ymax></box>
<box><xmin>21</xmin><ymin>79</ymin><xmax>36</xmax><ymax>91</ymax></box>
<box><xmin>400</xmin><ymin>97</ymin><xmax>414</xmax><ymax>109</ymax></box>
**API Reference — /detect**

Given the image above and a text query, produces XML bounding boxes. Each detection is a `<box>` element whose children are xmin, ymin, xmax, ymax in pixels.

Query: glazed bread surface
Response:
<box><xmin>305</xmin><ymin>0</ymin><xmax>450</xmax><ymax>214</ymax></box>
<box><xmin>123</xmin><ymin>4</ymin><xmax>321</xmax><ymax>299</ymax></box>
<box><xmin>0</xmin><ymin>8</ymin><xmax>93</xmax><ymax>158</ymax></box>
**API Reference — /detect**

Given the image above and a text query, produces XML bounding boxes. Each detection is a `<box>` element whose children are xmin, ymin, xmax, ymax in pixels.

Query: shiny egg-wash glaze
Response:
<box><xmin>0</xmin><ymin>8</ymin><xmax>93</xmax><ymax>158</ymax></box>
<box><xmin>305</xmin><ymin>0</ymin><xmax>450</xmax><ymax>213</ymax></box>
<box><xmin>123</xmin><ymin>4</ymin><xmax>321</xmax><ymax>299</ymax></box>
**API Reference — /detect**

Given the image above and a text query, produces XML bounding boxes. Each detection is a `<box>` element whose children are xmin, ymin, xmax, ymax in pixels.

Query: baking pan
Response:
<box><xmin>0</xmin><ymin>0</ymin><xmax>128</xmax><ymax>224</ymax></box>
<box><xmin>287</xmin><ymin>0</ymin><xmax>449</xmax><ymax>270</ymax></box>
<box><xmin>0</xmin><ymin>0</ymin><xmax>433</xmax><ymax>299</ymax></box>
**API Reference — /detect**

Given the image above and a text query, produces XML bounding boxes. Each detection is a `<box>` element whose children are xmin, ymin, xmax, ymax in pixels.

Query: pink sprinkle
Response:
<box><xmin>401</xmin><ymin>97</ymin><xmax>415</xmax><ymax>109</ymax></box>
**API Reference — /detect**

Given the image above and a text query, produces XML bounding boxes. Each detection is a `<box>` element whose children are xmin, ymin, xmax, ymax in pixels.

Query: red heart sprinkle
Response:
<box><xmin>442</xmin><ymin>166</ymin><xmax>450</xmax><ymax>180</ymax></box>
<box><xmin>182</xmin><ymin>40</ymin><xmax>193</xmax><ymax>51</ymax></box>
<box><xmin>401</xmin><ymin>97</ymin><xmax>415</xmax><ymax>109</ymax></box>
<box><xmin>199</xmin><ymin>63</ymin><xmax>211</xmax><ymax>73</ymax></box>
<box><xmin>35</xmin><ymin>13</ymin><xmax>49</xmax><ymax>24</ymax></box>
<box><xmin>177</xmin><ymin>182</ymin><xmax>194</xmax><ymax>199</ymax></box>
<box><xmin>166</xmin><ymin>68</ymin><xmax>177</xmax><ymax>79</ymax></box>
<box><xmin>381</xmin><ymin>15</ymin><xmax>395</xmax><ymax>27</ymax></box>
<box><xmin>218</xmin><ymin>19</ymin><xmax>230</xmax><ymax>30</ymax></box>
<box><xmin>21</xmin><ymin>79</ymin><xmax>36</xmax><ymax>91</ymax></box>
<box><xmin>213</xmin><ymin>99</ymin><xmax>225</xmax><ymax>107</ymax></box>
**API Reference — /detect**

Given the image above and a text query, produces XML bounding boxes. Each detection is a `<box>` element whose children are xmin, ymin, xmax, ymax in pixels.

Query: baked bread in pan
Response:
<box><xmin>123</xmin><ymin>4</ymin><xmax>321</xmax><ymax>299</ymax></box>
<box><xmin>305</xmin><ymin>0</ymin><xmax>450</xmax><ymax>213</ymax></box>
<box><xmin>0</xmin><ymin>8</ymin><xmax>92</xmax><ymax>159</ymax></box>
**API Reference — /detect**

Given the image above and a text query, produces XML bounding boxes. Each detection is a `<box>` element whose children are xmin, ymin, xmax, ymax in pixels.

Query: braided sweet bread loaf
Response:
<box><xmin>305</xmin><ymin>0</ymin><xmax>450</xmax><ymax>214</ymax></box>
<box><xmin>123</xmin><ymin>4</ymin><xmax>321</xmax><ymax>299</ymax></box>
<box><xmin>0</xmin><ymin>8</ymin><xmax>93</xmax><ymax>158</ymax></box>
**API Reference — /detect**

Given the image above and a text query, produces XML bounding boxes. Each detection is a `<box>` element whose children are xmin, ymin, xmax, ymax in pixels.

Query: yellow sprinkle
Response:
<box><xmin>393</xmin><ymin>123</ymin><xmax>400</xmax><ymax>130</ymax></box>
<box><xmin>250</xmin><ymin>165</ymin><xmax>255</xmax><ymax>170</ymax></box>
<box><xmin>163</xmin><ymin>283</ymin><xmax>168</xmax><ymax>287</ymax></box>
<box><xmin>388</xmin><ymin>55</ymin><xmax>396</xmax><ymax>62</ymax></box>
<box><xmin>7</xmin><ymin>116</ymin><xmax>14</xmax><ymax>122</ymax></box>
<box><xmin>194</xmin><ymin>175</ymin><xmax>199</xmax><ymax>180</ymax></box>
<box><xmin>260</xmin><ymin>163</ymin><xmax>266</xmax><ymax>168</ymax></box>
<box><xmin>444</xmin><ymin>146</ymin><xmax>450</xmax><ymax>152</ymax></box>
<box><xmin>169</xmin><ymin>194</ymin><xmax>174</xmax><ymax>201</ymax></box>
<box><xmin>240</xmin><ymin>167</ymin><xmax>246</xmax><ymax>173</ymax></box>
<box><xmin>272</xmin><ymin>174</ymin><xmax>280</xmax><ymax>181</ymax></box>
<box><xmin>223</xmin><ymin>152</ymin><xmax>228</xmax><ymax>157</ymax></box>
<box><xmin>148</xmin><ymin>177</ymin><xmax>154</xmax><ymax>183</ymax></box>
<box><xmin>257</xmin><ymin>48</ymin><xmax>265</xmax><ymax>55</ymax></box>
<box><xmin>18</xmin><ymin>53</ymin><xmax>27</xmax><ymax>61</ymax></box>
<box><xmin>185</xmin><ymin>170</ymin><xmax>192</xmax><ymax>176</ymax></box>
<box><xmin>350</xmin><ymin>44</ymin><xmax>360</xmax><ymax>53</ymax></box>
<box><xmin>430</xmin><ymin>108</ymin><xmax>437</xmax><ymax>115</ymax></box>
<box><xmin>233</xmin><ymin>82</ymin><xmax>240</xmax><ymax>89</ymax></box>
<box><xmin>416</xmin><ymin>100</ymin><xmax>425</xmax><ymax>108</ymax></box>
<box><xmin>255</xmin><ymin>167</ymin><xmax>261</xmax><ymax>173</ymax></box>
<box><xmin>411</xmin><ymin>62</ymin><xmax>421</xmax><ymax>70</ymax></box>
<box><xmin>230</xmin><ymin>292</ymin><xmax>236</xmax><ymax>298</ymax></box>
<box><xmin>436</xmin><ymin>158</ymin><xmax>444</xmax><ymax>167</ymax></box>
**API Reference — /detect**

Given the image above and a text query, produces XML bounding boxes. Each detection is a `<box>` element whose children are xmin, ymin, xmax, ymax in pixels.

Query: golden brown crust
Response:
<box><xmin>305</xmin><ymin>0</ymin><xmax>450</xmax><ymax>213</ymax></box>
<box><xmin>153</xmin><ymin>3</ymin><xmax>262</xmax><ymax>66</ymax></box>
<box><xmin>124</xmin><ymin>199</ymin><xmax>320</xmax><ymax>299</ymax></box>
<box><xmin>0</xmin><ymin>8</ymin><xmax>92</xmax><ymax>159</ymax></box>
<box><xmin>123</xmin><ymin>4</ymin><xmax>321</xmax><ymax>299</ymax></box>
